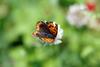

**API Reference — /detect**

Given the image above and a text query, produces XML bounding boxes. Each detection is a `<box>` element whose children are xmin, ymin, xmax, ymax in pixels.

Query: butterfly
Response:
<box><xmin>32</xmin><ymin>21</ymin><xmax>58</xmax><ymax>43</ymax></box>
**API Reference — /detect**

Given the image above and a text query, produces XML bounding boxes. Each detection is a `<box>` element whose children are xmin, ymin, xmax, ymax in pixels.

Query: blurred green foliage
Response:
<box><xmin>0</xmin><ymin>0</ymin><xmax>100</xmax><ymax>67</ymax></box>
<box><xmin>58</xmin><ymin>0</ymin><xmax>76</xmax><ymax>8</ymax></box>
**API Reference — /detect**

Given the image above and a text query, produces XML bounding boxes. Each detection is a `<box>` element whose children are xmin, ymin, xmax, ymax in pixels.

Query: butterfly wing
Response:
<box><xmin>32</xmin><ymin>21</ymin><xmax>58</xmax><ymax>43</ymax></box>
<box><xmin>32</xmin><ymin>21</ymin><xmax>55</xmax><ymax>38</ymax></box>
<box><xmin>40</xmin><ymin>21</ymin><xmax>58</xmax><ymax>43</ymax></box>
<box><xmin>41</xmin><ymin>37</ymin><xmax>54</xmax><ymax>43</ymax></box>
<box><xmin>47</xmin><ymin>22</ymin><xmax>58</xmax><ymax>37</ymax></box>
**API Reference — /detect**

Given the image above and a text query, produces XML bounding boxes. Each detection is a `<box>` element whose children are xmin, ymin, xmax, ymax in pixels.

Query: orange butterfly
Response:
<box><xmin>32</xmin><ymin>21</ymin><xmax>58</xmax><ymax>43</ymax></box>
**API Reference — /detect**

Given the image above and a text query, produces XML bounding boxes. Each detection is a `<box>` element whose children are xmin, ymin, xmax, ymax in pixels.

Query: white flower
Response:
<box><xmin>54</xmin><ymin>24</ymin><xmax>63</xmax><ymax>44</ymax></box>
<box><xmin>66</xmin><ymin>4</ymin><xmax>91</xmax><ymax>27</ymax></box>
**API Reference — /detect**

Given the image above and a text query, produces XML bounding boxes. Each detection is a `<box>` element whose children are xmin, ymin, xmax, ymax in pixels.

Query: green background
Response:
<box><xmin>0</xmin><ymin>0</ymin><xmax>100</xmax><ymax>67</ymax></box>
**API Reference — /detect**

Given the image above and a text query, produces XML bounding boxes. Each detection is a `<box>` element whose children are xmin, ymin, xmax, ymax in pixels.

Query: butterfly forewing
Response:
<box><xmin>47</xmin><ymin>22</ymin><xmax>58</xmax><ymax>37</ymax></box>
